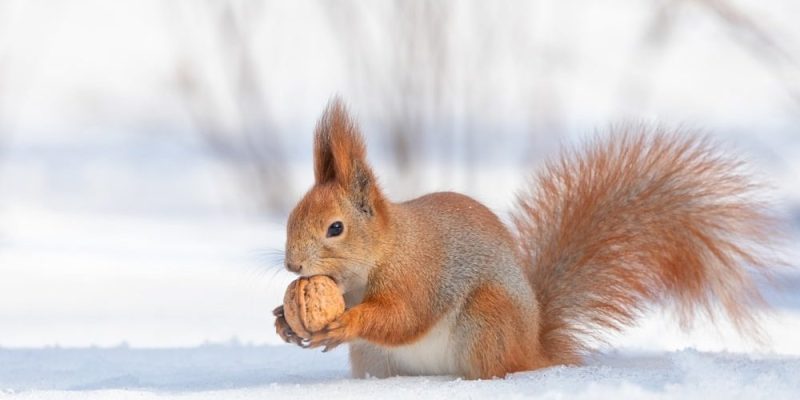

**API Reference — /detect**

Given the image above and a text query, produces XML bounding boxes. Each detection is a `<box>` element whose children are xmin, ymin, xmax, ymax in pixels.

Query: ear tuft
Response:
<box><xmin>312</xmin><ymin>98</ymin><xmax>385</xmax><ymax>216</ymax></box>
<box><xmin>313</xmin><ymin>98</ymin><xmax>365</xmax><ymax>184</ymax></box>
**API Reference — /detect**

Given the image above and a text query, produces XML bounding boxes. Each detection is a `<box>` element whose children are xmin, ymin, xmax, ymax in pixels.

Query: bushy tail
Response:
<box><xmin>512</xmin><ymin>127</ymin><xmax>778</xmax><ymax>364</ymax></box>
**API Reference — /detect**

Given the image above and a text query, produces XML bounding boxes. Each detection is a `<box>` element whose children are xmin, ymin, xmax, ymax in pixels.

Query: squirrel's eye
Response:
<box><xmin>326</xmin><ymin>221</ymin><xmax>344</xmax><ymax>238</ymax></box>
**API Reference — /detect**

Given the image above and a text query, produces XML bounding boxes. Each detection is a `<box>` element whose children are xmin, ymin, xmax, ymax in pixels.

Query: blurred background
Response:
<box><xmin>0</xmin><ymin>0</ymin><xmax>798</xmax><ymax>350</ymax></box>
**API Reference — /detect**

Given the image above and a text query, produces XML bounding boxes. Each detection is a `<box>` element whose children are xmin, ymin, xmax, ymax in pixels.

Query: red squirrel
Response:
<box><xmin>273</xmin><ymin>99</ymin><xmax>776</xmax><ymax>379</ymax></box>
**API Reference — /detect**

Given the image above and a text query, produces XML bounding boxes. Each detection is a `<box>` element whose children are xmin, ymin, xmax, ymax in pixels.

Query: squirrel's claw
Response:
<box><xmin>274</xmin><ymin>304</ymin><xmax>350</xmax><ymax>350</ymax></box>
<box><xmin>274</xmin><ymin>315</ymin><xmax>292</xmax><ymax>342</ymax></box>
<box><xmin>274</xmin><ymin>306</ymin><xmax>306</xmax><ymax>347</ymax></box>
<box><xmin>305</xmin><ymin>318</ymin><xmax>350</xmax><ymax>352</ymax></box>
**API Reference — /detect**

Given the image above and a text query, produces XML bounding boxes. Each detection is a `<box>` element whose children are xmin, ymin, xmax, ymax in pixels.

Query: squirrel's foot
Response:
<box><xmin>303</xmin><ymin>312</ymin><xmax>355</xmax><ymax>352</ymax></box>
<box><xmin>273</xmin><ymin>305</ymin><xmax>304</xmax><ymax>347</ymax></box>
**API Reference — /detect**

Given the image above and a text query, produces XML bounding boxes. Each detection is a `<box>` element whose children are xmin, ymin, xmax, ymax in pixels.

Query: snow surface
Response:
<box><xmin>2</xmin><ymin>346</ymin><xmax>800</xmax><ymax>400</ymax></box>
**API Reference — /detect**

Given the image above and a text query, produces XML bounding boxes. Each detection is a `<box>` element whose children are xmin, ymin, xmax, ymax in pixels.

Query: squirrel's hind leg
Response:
<box><xmin>459</xmin><ymin>284</ymin><xmax>548</xmax><ymax>379</ymax></box>
<box><xmin>349</xmin><ymin>341</ymin><xmax>394</xmax><ymax>378</ymax></box>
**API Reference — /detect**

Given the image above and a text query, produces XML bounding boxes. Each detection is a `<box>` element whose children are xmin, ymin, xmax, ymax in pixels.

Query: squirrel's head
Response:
<box><xmin>285</xmin><ymin>100</ymin><xmax>389</xmax><ymax>292</ymax></box>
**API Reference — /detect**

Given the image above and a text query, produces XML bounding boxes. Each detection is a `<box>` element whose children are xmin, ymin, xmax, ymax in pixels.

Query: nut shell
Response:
<box><xmin>283</xmin><ymin>275</ymin><xmax>345</xmax><ymax>339</ymax></box>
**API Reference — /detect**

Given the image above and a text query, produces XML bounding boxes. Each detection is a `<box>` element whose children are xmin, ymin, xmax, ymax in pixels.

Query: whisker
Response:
<box><xmin>249</xmin><ymin>247</ymin><xmax>285</xmax><ymax>268</ymax></box>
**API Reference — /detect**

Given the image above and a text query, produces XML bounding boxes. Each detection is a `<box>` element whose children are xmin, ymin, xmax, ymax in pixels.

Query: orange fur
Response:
<box><xmin>462</xmin><ymin>285</ymin><xmax>546</xmax><ymax>379</ymax></box>
<box><xmin>512</xmin><ymin>128</ymin><xmax>776</xmax><ymax>364</ymax></box>
<box><xmin>312</xmin><ymin>102</ymin><xmax>387</xmax><ymax>221</ymax></box>
<box><xmin>278</xmin><ymin>101</ymin><xmax>779</xmax><ymax>379</ymax></box>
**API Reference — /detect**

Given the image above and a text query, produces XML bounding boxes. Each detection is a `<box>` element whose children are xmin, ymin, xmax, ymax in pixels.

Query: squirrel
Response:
<box><xmin>273</xmin><ymin>99</ymin><xmax>777</xmax><ymax>379</ymax></box>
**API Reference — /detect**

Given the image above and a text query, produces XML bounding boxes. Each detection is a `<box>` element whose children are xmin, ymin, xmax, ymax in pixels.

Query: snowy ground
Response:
<box><xmin>2</xmin><ymin>346</ymin><xmax>800</xmax><ymax>399</ymax></box>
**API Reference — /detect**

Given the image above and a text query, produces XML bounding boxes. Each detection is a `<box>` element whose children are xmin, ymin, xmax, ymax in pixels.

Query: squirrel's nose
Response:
<box><xmin>286</xmin><ymin>262</ymin><xmax>302</xmax><ymax>273</ymax></box>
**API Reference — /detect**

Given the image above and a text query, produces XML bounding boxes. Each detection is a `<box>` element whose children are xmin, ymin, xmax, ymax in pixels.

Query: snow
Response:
<box><xmin>1</xmin><ymin>346</ymin><xmax>800</xmax><ymax>400</ymax></box>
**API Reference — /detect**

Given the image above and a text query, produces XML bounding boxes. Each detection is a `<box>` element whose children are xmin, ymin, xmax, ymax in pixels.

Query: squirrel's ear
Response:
<box><xmin>313</xmin><ymin>99</ymin><xmax>361</xmax><ymax>185</ymax></box>
<box><xmin>313</xmin><ymin>99</ymin><xmax>385</xmax><ymax>216</ymax></box>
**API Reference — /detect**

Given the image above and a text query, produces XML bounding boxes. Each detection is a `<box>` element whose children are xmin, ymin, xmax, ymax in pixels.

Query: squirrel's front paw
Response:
<box><xmin>304</xmin><ymin>312</ymin><xmax>356</xmax><ymax>352</ymax></box>
<box><xmin>273</xmin><ymin>305</ymin><xmax>304</xmax><ymax>347</ymax></box>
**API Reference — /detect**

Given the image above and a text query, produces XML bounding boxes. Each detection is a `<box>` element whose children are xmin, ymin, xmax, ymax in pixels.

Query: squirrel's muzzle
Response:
<box><xmin>286</xmin><ymin>262</ymin><xmax>303</xmax><ymax>273</ymax></box>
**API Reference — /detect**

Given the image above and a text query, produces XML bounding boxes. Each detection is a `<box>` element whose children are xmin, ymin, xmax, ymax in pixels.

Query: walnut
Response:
<box><xmin>283</xmin><ymin>275</ymin><xmax>345</xmax><ymax>339</ymax></box>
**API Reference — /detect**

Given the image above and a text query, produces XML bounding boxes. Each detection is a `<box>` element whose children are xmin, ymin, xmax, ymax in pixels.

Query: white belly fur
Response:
<box><xmin>387</xmin><ymin>310</ymin><xmax>459</xmax><ymax>376</ymax></box>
